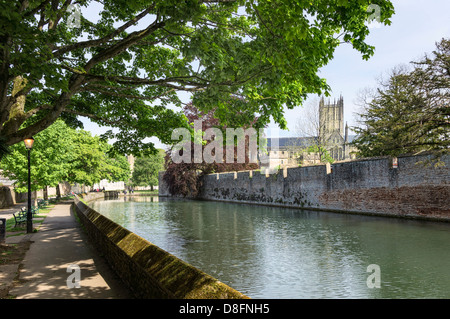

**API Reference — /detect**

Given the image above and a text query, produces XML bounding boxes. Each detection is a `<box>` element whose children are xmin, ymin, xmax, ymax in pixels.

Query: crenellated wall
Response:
<box><xmin>159</xmin><ymin>153</ymin><xmax>450</xmax><ymax>221</ymax></box>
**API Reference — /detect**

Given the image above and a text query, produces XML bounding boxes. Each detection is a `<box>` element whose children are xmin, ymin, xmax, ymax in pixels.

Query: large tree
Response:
<box><xmin>1</xmin><ymin>119</ymin><xmax>131</xmax><ymax>191</ymax></box>
<box><xmin>352</xmin><ymin>38</ymin><xmax>450</xmax><ymax>158</ymax></box>
<box><xmin>0</xmin><ymin>0</ymin><xmax>394</xmax><ymax>156</ymax></box>
<box><xmin>65</xmin><ymin>128</ymin><xmax>131</xmax><ymax>186</ymax></box>
<box><xmin>131</xmin><ymin>149</ymin><xmax>165</xmax><ymax>190</ymax></box>
<box><xmin>163</xmin><ymin>102</ymin><xmax>259</xmax><ymax>197</ymax></box>
<box><xmin>1</xmin><ymin>120</ymin><xmax>72</xmax><ymax>192</ymax></box>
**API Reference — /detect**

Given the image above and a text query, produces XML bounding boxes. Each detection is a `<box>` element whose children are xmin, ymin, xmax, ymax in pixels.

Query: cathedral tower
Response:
<box><xmin>318</xmin><ymin>95</ymin><xmax>350</xmax><ymax>161</ymax></box>
<box><xmin>319</xmin><ymin>95</ymin><xmax>344</xmax><ymax>140</ymax></box>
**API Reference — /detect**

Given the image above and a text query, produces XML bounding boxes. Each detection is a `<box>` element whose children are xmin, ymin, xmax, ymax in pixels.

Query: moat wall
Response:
<box><xmin>159</xmin><ymin>153</ymin><xmax>450</xmax><ymax>221</ymax></box>
<box><xmin>73</xmin><ymin>193</ymin><xmax>248</xmax><ymax>299</ymax></box>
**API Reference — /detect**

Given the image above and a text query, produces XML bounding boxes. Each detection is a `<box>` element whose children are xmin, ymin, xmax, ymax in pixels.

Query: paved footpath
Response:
<box><xmin>8</xmin><ymin>201</ymin><xmax>133</xmax><ymax>299</ymax></box>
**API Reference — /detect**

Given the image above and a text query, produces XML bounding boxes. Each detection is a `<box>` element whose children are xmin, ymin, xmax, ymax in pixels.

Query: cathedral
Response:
<box><xmin>318</xmin><ymin>95</ymin><xmax>353</xmax><ymax>161</ymax></box>
<box><xmin>265</xmin><ymin>96</ymin><xmax>357</xmax><ymax>168</ymax></box>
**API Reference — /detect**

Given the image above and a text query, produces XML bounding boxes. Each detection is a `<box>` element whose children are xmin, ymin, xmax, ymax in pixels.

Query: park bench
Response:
<box><xmin>13</xmin><ymin>211</ymin><xmax>27</xmax><ymax>227</ymax></box>
<box><xmin>14</xmin><ymin>204</ymin><xmax>42</xmax><ymax>228</ymax></box>
<box><xmin>37</xmin><ymin>199</ymin><xmax>49</xmax><ymax>208</ymax></box>
<box><xmin>21</xmin><ymin>205</ymin><xmax>39</xmax><ymax>216</ymax></box>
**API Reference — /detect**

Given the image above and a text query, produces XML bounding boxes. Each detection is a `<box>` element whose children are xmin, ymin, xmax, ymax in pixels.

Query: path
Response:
<box><xmin>8</xmin><ymin>201</ymin><xmax>133</xmax><ymax>299</ymax></box>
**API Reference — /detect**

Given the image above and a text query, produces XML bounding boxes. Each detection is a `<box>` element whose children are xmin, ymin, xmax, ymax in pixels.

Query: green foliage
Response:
<box><xmin>306</xmin><ymin>144</ymin><xmax>334</xmax><ymax>164</ymax></box>
<box><xmin>352</xmin><ymin>38</ymin><xmax>450</xmax><ymax>158</ymax></box>
<box><xmin>0</xmin><ymin>0</ymin><xmax>394</xmax><ymax>155</ymax></box>
<box><xmin>1</xmin><ymin>120</ymin><xmax>73</xmax><ymax>192</ymax></box>
<box><xmin>131</xmin><ymin>149</ymin><xmax>165</xmax><ymax>189</ymax></box>
<box><xmin>0</xmin><ymin>136</ymin><xmax>11</xmax><ymax>160</ymax></box>
<box><xmin>66</xmin><ymin>129</ymin><xmax>131</xmax><ymax>186</ymax></box>
<box><xmin>0</xmin><ymin>120</ymin><xmax>130</xmax><ymax>191</ymax></box>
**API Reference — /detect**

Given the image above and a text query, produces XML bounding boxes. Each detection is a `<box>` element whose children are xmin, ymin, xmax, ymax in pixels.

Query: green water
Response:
<box><xmin>90</xmin><ymin>196</ymin><xmax>450</xmax><ymax>299</ymax></box>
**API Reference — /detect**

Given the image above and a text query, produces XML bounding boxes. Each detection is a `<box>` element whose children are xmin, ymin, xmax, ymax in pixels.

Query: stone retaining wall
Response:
<box><xmin>73</xmin><ymin>195</ymin><xmax>248</xmax><ymax>299</ymax></box>
<box><xmin>160</xmin><ymin>153</ymin><xmax>450</xmax><ymax>221</ymax></box>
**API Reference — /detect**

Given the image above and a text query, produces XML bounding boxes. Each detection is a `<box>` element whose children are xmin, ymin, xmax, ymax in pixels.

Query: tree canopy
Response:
<box><xmin>352</xmin><ymin>38</ymin><xmax>449</xmax><ymax>158</ymax></box>
<box><xmin>0</xmin><ymin>119</ymin><xmax>130</xmax><ymax>192</ymax></box>
<box><xmin>163</xmin><ymin>102</ymin><xmax>259</xmax><ymax>197</ymax></box>
<box><xmin>131</xmin><ymin>149</ymin><xmax>165</xmax><ymax>190</ymax></box>
<box><xmin>1</xmin><ymin>120</ymin><xmax>72</xmax><ymax>192</ymax></box>
<box><xmin>0</xmin><ymin>0</ymin><xmax>394</xmax><ymax>156</ymax></box>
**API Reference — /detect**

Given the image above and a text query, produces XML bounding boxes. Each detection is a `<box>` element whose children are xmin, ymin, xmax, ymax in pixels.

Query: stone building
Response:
<box><xmin>265</xmin><ymin>96</ymin><xmax>357</xmax><ymax>168</ymax></box>
<box><xmin>318</xmin><ymin>95</ymin><xmax>355</xmax><ymax>161</ymax></box>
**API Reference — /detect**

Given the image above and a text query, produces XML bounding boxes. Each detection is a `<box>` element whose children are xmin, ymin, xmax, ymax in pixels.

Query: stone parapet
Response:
<box><xmin>73</xmin><ymin>195</ymin><xmax>248</xmax><ymax>299</ymax></box>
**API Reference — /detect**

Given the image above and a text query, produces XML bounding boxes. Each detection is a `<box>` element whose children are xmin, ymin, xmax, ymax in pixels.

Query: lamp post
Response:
<box><xmin>24</xmin><ymin>137</ymin><xmax>34</xmax><ymax>233</ymax></box>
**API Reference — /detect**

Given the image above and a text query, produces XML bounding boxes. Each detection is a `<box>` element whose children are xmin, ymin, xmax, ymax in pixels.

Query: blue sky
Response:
<box><xmin>82</xmin><ymin>0</ymin><xmax>450</xmax><ymax>147</ymax></box>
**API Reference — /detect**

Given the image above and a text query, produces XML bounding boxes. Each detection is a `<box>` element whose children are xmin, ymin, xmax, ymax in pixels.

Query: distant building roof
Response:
<box><xmin>265</xmin><ymin>135</ymin><xmax>356</xmax><ymax>149</ymax></box>
<box><xmin>266</xmin><ymin>137</ymin><xmax>316</xmax><ymax>149</ymax></box>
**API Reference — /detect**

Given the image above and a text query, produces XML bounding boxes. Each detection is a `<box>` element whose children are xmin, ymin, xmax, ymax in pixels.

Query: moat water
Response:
<box><xmin>90</xmin><ymin>196</ymin><xmax>450</xmax><ymax>299</ymax></box>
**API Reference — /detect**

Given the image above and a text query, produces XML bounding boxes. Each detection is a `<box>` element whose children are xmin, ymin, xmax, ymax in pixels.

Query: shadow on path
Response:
<box><xmin>9</xmin><ymin>201</ymin><xmax>133</xmax><ymax>299</ymax></box>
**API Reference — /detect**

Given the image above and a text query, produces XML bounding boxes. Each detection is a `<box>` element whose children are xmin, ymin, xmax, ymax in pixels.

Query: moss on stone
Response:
<box><xmin>74</xmin><ymin>196</ymin><xmax>249</xmax><ymax>299</ymax></box>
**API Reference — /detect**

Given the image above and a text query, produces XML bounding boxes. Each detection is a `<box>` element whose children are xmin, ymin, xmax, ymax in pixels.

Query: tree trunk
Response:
<box><xmin>43</xmin><ymin>186</ymin><xmax>48</xmax><ymax>200</ymax></box>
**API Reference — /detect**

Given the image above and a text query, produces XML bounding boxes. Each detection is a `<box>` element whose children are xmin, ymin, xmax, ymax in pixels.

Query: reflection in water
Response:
<box><xmin>122</xmin><ymin>195</ymin><xmax>160</xmax><ymax>202</ymax></box>
<box><xmin>90</xmin><ymin>196</ymin><xmax>450</xmax><ymax>299</ymax></box>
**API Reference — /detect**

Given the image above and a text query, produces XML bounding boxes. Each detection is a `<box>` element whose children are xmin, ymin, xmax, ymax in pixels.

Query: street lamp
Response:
<box><xmin>24</xmin><ymin>137</ymin><xmax>34</xmax><ymax>233</ymax></box>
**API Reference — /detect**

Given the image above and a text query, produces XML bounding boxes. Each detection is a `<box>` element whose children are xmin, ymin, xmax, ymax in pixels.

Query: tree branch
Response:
<box><xmin>22</xmin><ymin>0</ymin><xmax>51</xmax><ymax>18</ymax></box>
<box><xmin>80</xmin><ymin>86</ymin><xmax>177</xmax><ymax>101</ymax></box>
<box><xmin>83</xmin><ymin>15</ymin><xmax>165</xmax><ymax>72</ymax></box>
<box><xmin>62</xmin><ymin>108</ymin><xmax>124</xmax><ymax>126</ymax></box>
<box><xmin>251</xmin><ymin>4</ymin><xmax>282</xmax><ymax>39</ymax></box>
<box><xmin>52</xmin><ymin>4</ymin><xmax>157</xmax><ymax>58</ymax></box>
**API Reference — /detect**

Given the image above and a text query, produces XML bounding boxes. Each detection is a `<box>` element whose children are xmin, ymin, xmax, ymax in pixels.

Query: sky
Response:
<box><xmin>81</xmin><ymin>0</ymin><xmax>450</xmax><ymax>148</ymax></box>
